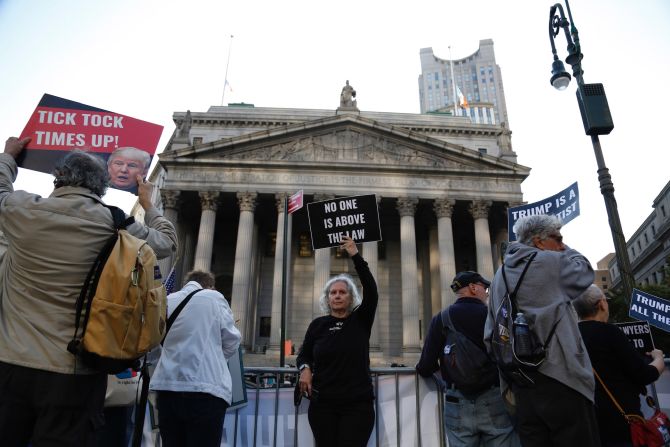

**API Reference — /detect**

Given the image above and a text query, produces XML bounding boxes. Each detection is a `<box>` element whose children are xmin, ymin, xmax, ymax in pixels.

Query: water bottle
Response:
<box><xmin>513</xmin><ymin>312</ymin><xmax>533</xmax><ymax>358</ymax></box>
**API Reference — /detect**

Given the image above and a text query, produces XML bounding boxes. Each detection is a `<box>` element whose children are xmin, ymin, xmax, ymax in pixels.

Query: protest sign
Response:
<box><xmin>19</xmin><ymin>93</ymin><xmax>163</xmax><ymax>194</ymax></box>
<box><xmin>614</xmin><ymin>321</ymin><xmax>655</xmax><ymax>353</ymax></box>
<box><xmin>629</xmin><ymin>289</ymin><xmax>670</xmax><ymax>333</ymax></box>
<box><xmin>507</xmin><ymin>182</ymin><xmax>579</xmax><ymax>241</ymax></box>
<box><xmin>307</xmin><ymin>194</ymin><xmax>381</xmax><ymax>249</ymax></box>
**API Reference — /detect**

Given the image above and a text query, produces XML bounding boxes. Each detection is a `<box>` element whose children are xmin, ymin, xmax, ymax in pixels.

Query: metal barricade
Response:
<box><xmin>223</xmin><ymin>367</ymin><xmax>446</xmax><ymax>447</ymax></box>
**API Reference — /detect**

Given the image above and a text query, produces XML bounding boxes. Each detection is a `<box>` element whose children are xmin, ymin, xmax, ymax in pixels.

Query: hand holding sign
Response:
<box><xmin>4</xmin><ymin>137</ymin><xmax>31</xmax><ymax>159</ymax></box>
<box><xmin>340</xmin><ymin>236</ymin><xmax>358</xmax><ymax>257</ymax></box>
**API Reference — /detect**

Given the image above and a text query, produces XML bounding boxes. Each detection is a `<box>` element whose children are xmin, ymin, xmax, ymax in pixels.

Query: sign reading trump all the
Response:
<box><xmin>307</xmin><ymin>194</ymin><xmax>382</xmax><ymax>250</ymax></box>
<box><xmin>629</xmin><ymin>289</ymin><xmax>670</xmax><ymax>333</ymax></box>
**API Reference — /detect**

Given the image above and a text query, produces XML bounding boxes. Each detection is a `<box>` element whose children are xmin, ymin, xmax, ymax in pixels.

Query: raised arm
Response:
<box><xmin>341</xmin><ymin>236</ymin><xmax>378</xmax><ymax>328</ymax></box>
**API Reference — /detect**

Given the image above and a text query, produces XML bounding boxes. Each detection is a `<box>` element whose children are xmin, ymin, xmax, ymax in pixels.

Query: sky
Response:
<box><xmin>0</xmin><ymin>0</ymin><xmax>668</xmax><ymax>268</ymax></box>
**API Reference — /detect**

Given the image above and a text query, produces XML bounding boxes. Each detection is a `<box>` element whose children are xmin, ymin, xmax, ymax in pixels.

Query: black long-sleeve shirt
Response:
<box><xmin>579</xmin><ymin>320</ymin><xmax>660</xmax><ymax>444</ymax></box>
<box><xmin>296</xmin><ymin>253</ymin><xmax>378</xmax><ymax>403</ymax></box>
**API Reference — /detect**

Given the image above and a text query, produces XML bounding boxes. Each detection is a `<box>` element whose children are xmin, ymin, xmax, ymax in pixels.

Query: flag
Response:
<box><xmin>456</xmin><ymin>86</ymin><xmax>468</xmax><ymax>108</ymax></box>
<box><xmin>163</xmin><ymin>266</ymin><xmax>177</xmax><ymax>294</ymax></box>
<box><xmin>224</xmin><ymin>79</ymin><xmax>233</xmax><ymax>92</ymax></box>
<box><xmin>288</xmin><ymin>189</ymin><xmax>303</xmax><ymax>214</ymax></box>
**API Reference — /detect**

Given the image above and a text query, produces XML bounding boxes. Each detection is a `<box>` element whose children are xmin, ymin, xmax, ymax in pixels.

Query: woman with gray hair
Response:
<box><xmin>576</xmin><ymin>284</ymin><xmax>664</xmax><ymax>446</ymax></box>
<box><xmin>296</xmin><ymin>236</ymin><xmax>378</xmax><ymax>447</ymax></box>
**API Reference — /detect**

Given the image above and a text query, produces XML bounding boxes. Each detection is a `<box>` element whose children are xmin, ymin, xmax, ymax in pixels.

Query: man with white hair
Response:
<box><xmin>107</xmin><ymin>146</ymin><xmax>151</xmax><ymax>192</ymax></box>
<box><xmin>484</xmin><ymin>214</ymin><xmax>599</xmax><ymax>446</ymax></box>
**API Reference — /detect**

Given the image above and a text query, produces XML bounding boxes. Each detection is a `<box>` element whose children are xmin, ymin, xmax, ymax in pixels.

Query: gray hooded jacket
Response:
<box><xmin>484</xmin><ymin>241</ymin><xmax>595</xmax><ymax>401</ymax></box>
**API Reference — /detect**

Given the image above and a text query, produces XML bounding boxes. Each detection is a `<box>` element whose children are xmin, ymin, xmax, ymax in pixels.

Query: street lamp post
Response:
<box><xmin>548</xmin><ymin>0</ymin><xmax>635</xmax><ymax>303</ymax></box>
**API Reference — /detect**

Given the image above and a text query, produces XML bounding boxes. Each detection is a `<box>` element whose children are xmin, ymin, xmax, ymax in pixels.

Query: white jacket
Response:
<box><xmin>150</xmin><ymin>281</ymin><xmax>241</xmax><ymax>403</ymax></box>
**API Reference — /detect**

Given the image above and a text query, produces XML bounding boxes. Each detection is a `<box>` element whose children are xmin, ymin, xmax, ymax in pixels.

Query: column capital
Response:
<box><xmin>275</xmin><ymin>192</ymin><xmax>289</xmax><ymax>213</ymax></box>
<box><xmin>506</xmin><ymin>201</ymin><xmax>525</xmax><ymax>210</ymax></box>
<box><xmin>433</xmin><ymin>198</ymin><xmax>455</xmax><ymax>218</ymax></box>
<box><xmin>469</xmin><ymin>200</ymin><xmax>492</xmax><ymax>219</ymax></box>
<box><xmin>396</xmin><ymin>197</ymin><xmax>418</xmax><ymax>217</ymax></box>
<box><xmin>199</xmin><ymin>191</ymin><xmax>220</xmax><ymax>211</ymax></box>
<box><xmin>160</xmin><ymin>189</ymin><xmax>181</xmax><ymax>210</ymax></box>
<box><xmin>237</xmin><ymin>191</ymin><xmax>257</xmax><ymax>212</ymax></box>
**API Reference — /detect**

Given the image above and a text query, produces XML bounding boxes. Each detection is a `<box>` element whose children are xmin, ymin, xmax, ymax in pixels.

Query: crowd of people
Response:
<box><xmin>0</xmin><ymin>134</ymin><xmax>665</xmax><ymax>446</ymax></box>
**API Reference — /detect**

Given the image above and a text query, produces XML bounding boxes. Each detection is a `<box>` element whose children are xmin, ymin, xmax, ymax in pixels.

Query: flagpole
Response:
<box><xmin>449</xmin><ymin>46</ymin><xmax>459</xmax><ymax>116</ymax></box>
<box><xmin>221</xmin><ymin>35</ymin><xmax>234</xmax><ymax>106</ymax></box>
<box><xmin>279</xmin><ymin>195</ymin><xmax>289</xmax><ymax>367</ymax></box>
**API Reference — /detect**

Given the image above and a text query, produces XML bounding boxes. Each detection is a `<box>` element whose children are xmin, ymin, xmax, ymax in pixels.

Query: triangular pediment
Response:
<box><xmin>160</xmin><ymin>114</ymin><xmax>528</xmax><ymax>175</ymax></box>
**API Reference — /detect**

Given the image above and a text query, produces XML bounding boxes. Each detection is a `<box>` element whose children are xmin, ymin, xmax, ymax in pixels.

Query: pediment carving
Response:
<box><xmin>216</xmin><ymin>129</ymin><xmax>476</xmax><ymax>170</ymax></box>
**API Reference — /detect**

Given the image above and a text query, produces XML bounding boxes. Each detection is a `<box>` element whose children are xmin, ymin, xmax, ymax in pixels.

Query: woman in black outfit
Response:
<box><xmin>296</xmin><ymin>236</ymin><xmax>378</xmax><ymax>447</ymax></box>
<box><xmin>575</xmin><ymin>284</ymin><xmax>665</xmax><ymax>447</ymax></box>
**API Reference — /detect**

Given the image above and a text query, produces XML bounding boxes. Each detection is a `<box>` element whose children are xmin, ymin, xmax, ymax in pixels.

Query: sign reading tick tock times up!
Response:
<box><xmin>307</xmin><ymin>194</ymin><xmax>382</xmax><ymax>250</ymax></box>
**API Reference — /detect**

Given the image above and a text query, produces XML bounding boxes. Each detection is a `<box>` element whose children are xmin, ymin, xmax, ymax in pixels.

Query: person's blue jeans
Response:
<box><xmin>443</xmin><ymin>386</ymin><xmax>520</xmax><ymax>447</ymax></box>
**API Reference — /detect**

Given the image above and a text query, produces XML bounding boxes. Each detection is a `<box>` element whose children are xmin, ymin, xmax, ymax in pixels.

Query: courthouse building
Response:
<box><xmin>146</xmin><ymin>83</ymin><xmax>529</xmax><ymax>364</ymax></box>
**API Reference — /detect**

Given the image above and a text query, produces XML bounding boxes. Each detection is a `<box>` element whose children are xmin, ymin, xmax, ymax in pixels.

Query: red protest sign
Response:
<box><xmin>288</xmin><ymin>189</ymin><xmax>303</xmax><ymax>214</ymax></box>
<box><xmin>18</xmin><ymin>94</ymin><xmax>163</xmax><ymax>194</ymax></box>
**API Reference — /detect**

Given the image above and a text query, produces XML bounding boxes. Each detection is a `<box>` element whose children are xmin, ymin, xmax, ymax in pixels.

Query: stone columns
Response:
<box><xmin>158</xmin><ymin>190</ymin><xmax>180</xmax><ymax>279</ymax></box>
<box><xmin>312</xmin><ymin>194</ymin><xmax>334</xmax><ymax>318</ymax></box>
<box><xmin>470</xmin><ymin>200</ymin><xmax>494</xmax><ymax>280</ymax></box>
<box><xmin>269</xmin><ymin>193</ymin><xmax>288</xmax><ymax>352</ymax></box>
<box><xmin>396</xmin><ymin>197</ymin><xmax>420</xmax><ymax>353</ymax></box>
<box><xmin>434</xmin><ymin>198</ymin><xmax>456</xmax><ymax>308</ymax></box>
<box><xmin>231</xmin><ymin>192</ymin><xmax>257</xmax><ymax>349</ymax></box>
<box><xmin>193</xmin><ymin>191</ymin><xmax>219</xmax><ymax>271</ymax></box>
<box><xmin>363</xmin><ymin>240</ymin><xmax>380</xmax><ymax>352</ymax></box>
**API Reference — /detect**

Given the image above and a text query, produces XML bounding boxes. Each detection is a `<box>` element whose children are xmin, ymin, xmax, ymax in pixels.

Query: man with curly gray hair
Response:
<box><xmin>0</xmin><ymin>137</ymin><xmax>177</xmax><ymax>445</ymax></box>
<box><xmin>484</xmin><ymin>214</ymin><xmax>599</xmax><ymax>446</ymax></box>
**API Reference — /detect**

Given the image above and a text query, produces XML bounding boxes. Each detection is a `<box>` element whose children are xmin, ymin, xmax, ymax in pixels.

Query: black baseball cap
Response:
<box><xmin>450</xmin><ymin>271</ymin><xmax>491</xmax><ymax>292</ymax></box>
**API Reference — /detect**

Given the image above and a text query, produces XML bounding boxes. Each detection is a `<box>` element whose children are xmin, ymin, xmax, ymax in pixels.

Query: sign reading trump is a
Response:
<box><xmin>307</xmin><ymin>194</ymin><xmax>382</xmax><ymax>250</ymax></box>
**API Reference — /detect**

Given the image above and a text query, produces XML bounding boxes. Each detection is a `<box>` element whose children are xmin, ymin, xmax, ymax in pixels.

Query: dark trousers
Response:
<box><xmin>96</xmin><ymin>405</ymin><xmax>134</xmax><ymax>447</ymax></box>
<box><xmin>515</xmin><ymin>372</ymin><xmax>600</xmax><ymax>447</ymax></box>
<box><xmin>308</xmin><ymin>399</ymin><xmax>375</xmax><ymax>447</ymax></box>
<box><xmin>0</xmin><ymin>360</ymin><xmax>107</xmax><ymax>447</ymax></box>
<box><xmin>157</xmin><ymin>390</ymin><xmax>229</xmax><ymax>447</ymax></box>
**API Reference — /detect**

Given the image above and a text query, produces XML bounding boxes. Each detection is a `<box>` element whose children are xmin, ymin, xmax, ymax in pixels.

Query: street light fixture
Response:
<box><xmin>548</xmin><ymin>0</ymin><xmax>635</xmax><ymax>303</ymax></box>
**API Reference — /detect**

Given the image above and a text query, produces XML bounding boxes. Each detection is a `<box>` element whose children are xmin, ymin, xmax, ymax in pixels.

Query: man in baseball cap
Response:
<box><xmin>450</xmin><ymin>271</ymin><xmax>491</xmax><ymax>293</ymax></box>
<box><xmin>417</xmin><ymin>269</ymin><xmax>518</xmax><ymax>446</ymax></box>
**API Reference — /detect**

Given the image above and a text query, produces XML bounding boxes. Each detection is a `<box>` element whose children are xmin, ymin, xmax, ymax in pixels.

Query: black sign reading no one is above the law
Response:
<box><xmin>307</xmin><ymin>194</ymin><xmax>382</xmax><ymax>250</ymax></box>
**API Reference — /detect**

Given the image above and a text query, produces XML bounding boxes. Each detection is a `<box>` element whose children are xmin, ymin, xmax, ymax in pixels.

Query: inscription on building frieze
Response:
<box><xmin>169</xmin><ymin>169</ymin><xmax>519</xmax><ymax>195</ymax></box>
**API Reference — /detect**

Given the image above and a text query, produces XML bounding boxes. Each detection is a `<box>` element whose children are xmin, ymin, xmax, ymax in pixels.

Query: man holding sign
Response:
<box><xmin>0</xmin><ymin>137</ymin><xmax>177</xmax><ymax>445</ymax></box>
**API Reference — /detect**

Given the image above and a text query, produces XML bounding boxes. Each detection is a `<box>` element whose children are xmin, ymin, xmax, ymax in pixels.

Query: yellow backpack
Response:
<box><xmin>67</xmin><ymin>206</ymin><xmax>167</xmax><ymax>374</ymax></box>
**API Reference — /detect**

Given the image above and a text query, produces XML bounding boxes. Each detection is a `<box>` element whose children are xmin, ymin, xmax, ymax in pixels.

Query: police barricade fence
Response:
<box><xmin>222</xmin><ymin>367</ymin><xmax>446</xmax><ymax>447</ymax></box>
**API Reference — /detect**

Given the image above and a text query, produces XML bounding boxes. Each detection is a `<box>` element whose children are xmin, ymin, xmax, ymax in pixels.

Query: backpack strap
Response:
<box><xmin>161</xmin><ymin>288</ymin><xmax>203</xmax><ymax>346</ymax></box>
<box><xmin>131</xmin><ymin>288</ymin><xmax>203</xmax><ymax>447</ymax></box>
<box><xmin>501</xmin><ymin>251</ymin><xmax>537</xmax><ymax>316</ymax></box>
<box><xmin>440</xmin><ymin>306</ymin><xmax>488</xmax><ymax>354</ymax></box>
<box><xmin>104</xmin><ymin>205</ymin><xmax>135</xmax><ymax>230</ymax></box>
<box><xmin>501</xmin><ymin>251</ymin><xmax>561</xmax><ymax>348</ymax></box>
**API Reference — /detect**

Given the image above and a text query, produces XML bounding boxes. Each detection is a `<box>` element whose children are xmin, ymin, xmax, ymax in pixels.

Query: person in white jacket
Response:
<box><xmin>150</xmin><ymin>270</ymin><xmax>241</xmax><ymax>447</ymax></box>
